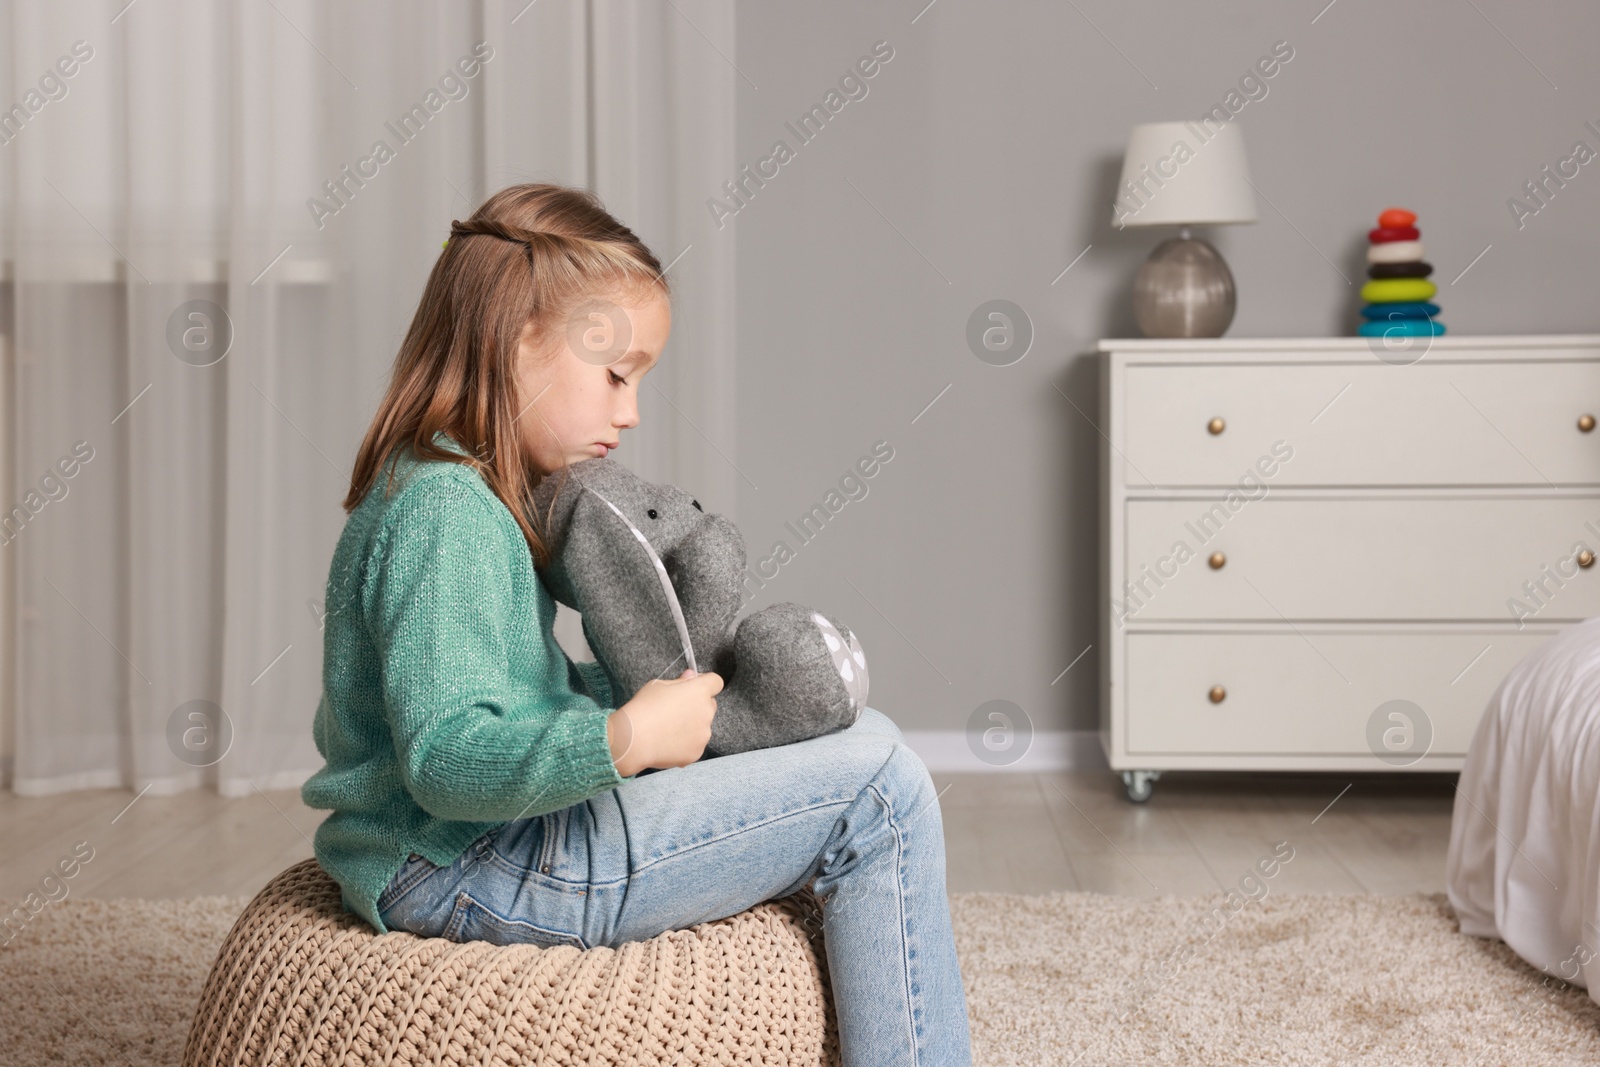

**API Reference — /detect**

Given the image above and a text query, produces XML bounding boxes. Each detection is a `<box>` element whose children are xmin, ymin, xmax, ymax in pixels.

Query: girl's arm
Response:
<box><xmin>568</xmin><ymin>658</ymin><xmax>614</xmax><ymax>707</ymax></box>
<box><xmin>364</xmin><ymin>472</ymin><xmax>626</xmax><ymax>823</ymax></box>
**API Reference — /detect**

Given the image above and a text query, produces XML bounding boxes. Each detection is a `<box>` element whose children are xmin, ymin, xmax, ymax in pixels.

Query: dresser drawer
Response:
<box><xmin>1120</xmin><ymin>360</ymin><xmax>1600</xmax><ymax>487</ymax></box>
<box><xmin>1122</xmin><ymin>496</ymin><xmax>1600</xmax><ymax>622</ymax></box>
<box><xmin>1123</xmin><ymin>630</ymin><xmax>1550</xmax><ymax>757</ymax></box>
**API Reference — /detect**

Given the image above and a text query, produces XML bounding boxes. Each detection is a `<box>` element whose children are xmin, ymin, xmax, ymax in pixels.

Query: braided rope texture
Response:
<box><xmin>178</xmin><ymin>859</ymin><xmax>841</xmax><ymax>1067</ymax></box>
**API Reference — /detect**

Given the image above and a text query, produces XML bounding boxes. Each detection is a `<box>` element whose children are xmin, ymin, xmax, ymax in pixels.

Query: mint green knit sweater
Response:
<box><xmin>301</xmin><ymin>431</ymin><xmax>627</xmax><ymax>934</ymax></box>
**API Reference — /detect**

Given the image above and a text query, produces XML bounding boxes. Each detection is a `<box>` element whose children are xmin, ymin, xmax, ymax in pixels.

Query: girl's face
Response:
<box><xmin>516</xmin><ymin>285</ymin><xmax>670</xmax><ymax>477</ymax></box>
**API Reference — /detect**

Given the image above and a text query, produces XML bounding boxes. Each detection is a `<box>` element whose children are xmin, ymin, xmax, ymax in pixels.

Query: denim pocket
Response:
<box><xmin>442</xmin><ymin>889</ymin><xmax>588</xmax><ymax>950</ymax></box>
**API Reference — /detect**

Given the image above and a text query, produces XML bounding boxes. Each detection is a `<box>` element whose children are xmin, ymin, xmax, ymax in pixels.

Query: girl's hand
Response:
<box><xmin>608</xmin><ymin>668</ymin><xmax>723</xmax><ymax>777</ymax></box>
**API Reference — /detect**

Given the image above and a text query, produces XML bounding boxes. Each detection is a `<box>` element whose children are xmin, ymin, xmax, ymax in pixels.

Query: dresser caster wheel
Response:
<box><xmin>1121</xmin><ymin>770</ymin><xmax>1161</xmax><ymax>804</ymax></box>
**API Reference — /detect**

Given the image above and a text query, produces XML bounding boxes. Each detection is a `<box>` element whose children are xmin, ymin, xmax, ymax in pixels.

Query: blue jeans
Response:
<box><xmin>376</xmin><ymin>707</ymin><xmax>972</xmax><ymax>1067</ymax></box>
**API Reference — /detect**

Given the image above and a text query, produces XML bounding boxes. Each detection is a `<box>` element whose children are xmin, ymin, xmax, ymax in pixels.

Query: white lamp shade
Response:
<box><xmin>1113</xmin><ymin>120</ymin><xmax>1257</xmax><ymax>227</ymax></box>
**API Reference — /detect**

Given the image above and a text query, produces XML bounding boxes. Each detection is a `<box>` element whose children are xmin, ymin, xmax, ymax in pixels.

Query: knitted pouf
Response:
<box><xmin>179</xmin><ymin>858</ymin><xmax>841</xmax><ymax>1067</ymax></box>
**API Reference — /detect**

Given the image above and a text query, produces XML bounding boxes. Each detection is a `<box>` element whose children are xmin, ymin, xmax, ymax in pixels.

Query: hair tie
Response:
<box><xmin>444</xmin><ymin>218</ymin><xmax>545</xmax><ymax>251</ymax></box>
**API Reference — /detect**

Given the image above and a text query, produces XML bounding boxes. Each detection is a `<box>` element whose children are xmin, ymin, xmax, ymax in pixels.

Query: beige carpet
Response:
<box><xmin>1</xmin><ymin>891</ymin><xmax>1596</xmax><ymax>1065</ymax></box>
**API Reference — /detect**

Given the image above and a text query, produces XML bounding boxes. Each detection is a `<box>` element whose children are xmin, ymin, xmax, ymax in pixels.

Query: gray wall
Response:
<box><xmin>729</xmin><ymin>1</ymin><xmax>1600</xmax><ymax>738</ymax></box>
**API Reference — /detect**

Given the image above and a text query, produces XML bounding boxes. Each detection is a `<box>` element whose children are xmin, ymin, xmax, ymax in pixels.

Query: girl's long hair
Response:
<box><xmin>344</xmin><ymin>183</ymin><xmax>669</xmax><ymax>567</ymax></box>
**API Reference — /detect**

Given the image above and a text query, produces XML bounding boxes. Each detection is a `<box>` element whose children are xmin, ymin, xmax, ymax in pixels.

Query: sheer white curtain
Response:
<box><xmin>0</xmin><ymin>0</ymin><xmax>736</xmax><ymax>797</ymax></box>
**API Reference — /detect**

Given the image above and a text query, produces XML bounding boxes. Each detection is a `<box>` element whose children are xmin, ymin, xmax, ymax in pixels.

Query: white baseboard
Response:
<box><xmin>900</xmin><ymin>730</ymin><xmax>1108</xmax><ymax>772</ymax></box>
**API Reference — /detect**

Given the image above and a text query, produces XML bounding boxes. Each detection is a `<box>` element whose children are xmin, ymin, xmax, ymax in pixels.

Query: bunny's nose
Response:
<box><xmin>691</xmin><ymin>499</ymin><xmax>702</xmax><ymax>511</ymax></box>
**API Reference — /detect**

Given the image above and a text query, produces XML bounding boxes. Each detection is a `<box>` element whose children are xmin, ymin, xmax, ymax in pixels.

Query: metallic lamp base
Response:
<box><xmin>1132</xmin><ymin>234</ymin><xmax>1237</xmax><ymax>338</ymax></box>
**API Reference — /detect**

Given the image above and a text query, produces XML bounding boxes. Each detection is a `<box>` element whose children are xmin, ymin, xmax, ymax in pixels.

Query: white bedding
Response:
<box><xmin>1447</xmin><ymin>615</ymin><xmax>1600</xmax><ymax>999</ymax></box>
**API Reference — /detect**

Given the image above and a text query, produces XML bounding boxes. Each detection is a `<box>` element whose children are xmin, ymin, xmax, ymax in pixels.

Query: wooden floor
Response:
<box><xmin>0</xmin><ymin>770</ymin><xmax>1457</xmax><ymax>902</ymax></box>
<box><xmin>933</xmin><ymin>769</ymin><xmax>1457</xmax><ymax>897</ymax></box>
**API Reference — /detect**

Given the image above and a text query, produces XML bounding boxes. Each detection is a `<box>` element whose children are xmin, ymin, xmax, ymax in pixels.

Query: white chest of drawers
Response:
<box><xmin>1098</xmin><ymin>335</ymin><xmax>1600</xmax><ymax>801</ymax></box>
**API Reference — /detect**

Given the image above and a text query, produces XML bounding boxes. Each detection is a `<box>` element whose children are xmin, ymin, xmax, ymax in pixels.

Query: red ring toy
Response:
<box><xmin>1369</xmin><ymin>225</ymin><xmax>1420</xmax><ymax>243</ymax></box>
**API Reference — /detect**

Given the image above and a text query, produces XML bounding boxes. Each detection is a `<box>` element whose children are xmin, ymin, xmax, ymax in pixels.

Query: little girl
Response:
<box><xmin>300</xmin><ymin>182</ymin><xmax>973</xmax><ymax>1067</ymax></box>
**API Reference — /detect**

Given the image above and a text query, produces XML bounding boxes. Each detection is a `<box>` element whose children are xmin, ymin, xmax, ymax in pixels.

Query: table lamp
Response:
<box><xmin>1113</xmin><ymin>120</ymin><xmax>1257</xmax><ymax>338</ymax></box>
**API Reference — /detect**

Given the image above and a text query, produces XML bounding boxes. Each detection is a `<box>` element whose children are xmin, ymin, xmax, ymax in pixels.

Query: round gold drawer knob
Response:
<box><xmin>1207</xmin><ymin>416</ymin><xmax>1226</xmax><ymax>435</ymax></box>
<box><xmin>1581</xmin><ymin>414</ymin><xmax>1596</xmax><ymax>433</ymax></box>
<box><xmin>1581</xmin><ymin>550</ymin><xmax>1596</xmax><ymax>569</ymax></box>
<box><xmin>1208</xmin><ymin>551</ymin><xmax>1226</xmax><ymax>570</ymax></box>
<box><xmin>1208</xmin><ymin>685</ymin><xmax>1227</xmax><ymax>704</ymax></box>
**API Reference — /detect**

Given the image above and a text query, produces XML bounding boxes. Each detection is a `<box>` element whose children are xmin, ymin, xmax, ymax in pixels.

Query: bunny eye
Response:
<box><xmin>647</xmin><ymin>508</ymin><xmax>659</xmax><ymax>520</ymax></box>
<box><xmin>690</xmin><ymin>499</ymin><xmax>702</xmax><ymax>512</ymax></box>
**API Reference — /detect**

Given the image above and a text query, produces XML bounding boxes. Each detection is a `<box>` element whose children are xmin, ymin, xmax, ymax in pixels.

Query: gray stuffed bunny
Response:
<box><xmin>531</xmin><ymin>457</ymin><xmax>868</xmax><ymax>758</ymax></box>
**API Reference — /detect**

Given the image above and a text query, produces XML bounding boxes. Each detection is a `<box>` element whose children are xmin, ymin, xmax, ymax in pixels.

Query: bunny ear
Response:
<box><xmin>530</xmin><ymin>467</ymin><xmax>587</xmax><ymax>607</ymax></box>
<box><xmin>582</xmin><ymin>486</ymin><xmax>699</xmax><ymax>676</ymax></box>
<box><xmin>559</xmin><ymin>484</ymin><xmax>697</xmax><ymax>699</ymax></box>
